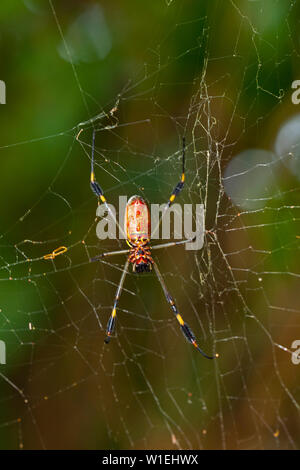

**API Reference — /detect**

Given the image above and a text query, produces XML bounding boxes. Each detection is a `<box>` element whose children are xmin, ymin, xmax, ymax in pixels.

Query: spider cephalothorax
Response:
<box><xmin>129</xmin><ymin>241</ymin><xmax>154</xmax><ymax>273</ymax></box>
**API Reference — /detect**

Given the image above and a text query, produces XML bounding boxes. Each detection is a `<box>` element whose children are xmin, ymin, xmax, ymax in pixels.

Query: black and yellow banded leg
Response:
<box><xmin>89</xmin><ymin>129</ymin><xmax>127</xmax><ymax>239</ymax></box>
<box><xmin>105</xmin><ymin>257</ymin><xmax>130</xmax><ymax>343</ymax></box>
<box><xmin>90</xmin><ymin>129</ymin><xmax>107</xmax><ymax>203</ymax></box>
<box><xmin>153</xmin><ymin>261</ymin><xmax>217</xmax><ymax>359</ymax></box>
<box><xmin>90</xmin><ymin>173</ymin><xmax>106</xmax><ymax>203</ymax></box>
<box><xmin>151</xmin><ymin>237</ymin><xmax>195</xmax><ymax>252</ymax></box>
<box><xmin>152</xmin><ymin>138</ymin><xmax>186</xmax><ymax>238</ymax></box>
<box><xmin>167</xmin><ymin>136</ymin><xmax>185</xmax><ymax>207</ymax></box>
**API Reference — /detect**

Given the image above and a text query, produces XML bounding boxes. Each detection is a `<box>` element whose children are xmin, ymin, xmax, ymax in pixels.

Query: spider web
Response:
<box><xmin>0</xmin><ymin>0</ymin><xmax>299</xmax><ymax>450</ymax></box>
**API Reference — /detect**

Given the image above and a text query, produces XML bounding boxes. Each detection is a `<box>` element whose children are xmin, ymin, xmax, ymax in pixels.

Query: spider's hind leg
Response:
<box><xmin>104</xmin><ymin>258</ymin><xmax>130</xmax><ymax>343</ymax></box>
<box><xmin>153</xmin><ymin>261</ymin><xmax>217</xmax><ymax>359</ymax></box>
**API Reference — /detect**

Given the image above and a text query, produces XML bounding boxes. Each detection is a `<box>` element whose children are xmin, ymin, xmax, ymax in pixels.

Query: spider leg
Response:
<box><xmin>151</xmin><ymin>236</ymin><xmax>195</xmax><ymax>252</ymax></box>
<box><xmin>166</xmin><ymin>136</ymin><xmax>186</xmax><ymax>207</ymax></box>
<box><xmin>105</xmin><ymin>257</ymin><xmax>130</xmax><ymax>343</ymax></box>
<box><xmin>86</xmin><ymin>129</ymin><xmax>126</xmax><ymax>239</ymax></box>
<box><xmin>153</xmin><ymin>261</ymin><xmax>217</xmax><ymax>359</ymax></box>
<box><xmin>91</xmin><ymin>248</ymin><xmax>130</xmax><ymax>262</ymax></box>
<box><xmin>152</xmin><ymin>137</ymin><xmax>186</xmax><ymax>238</ymax></box>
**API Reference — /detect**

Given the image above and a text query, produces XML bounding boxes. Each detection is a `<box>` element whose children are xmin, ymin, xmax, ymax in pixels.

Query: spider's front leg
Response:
<box><xmin>152</xmin><ymin>137</ymin><xmax>186</xmax><ymax>239</ymax></box>
<box><xmin>167</xmin><ymin>136</ymin><xmax>186</xmax><ymax>207</ymax></box>
<box><xmin>89</xmin><ymin>129</ymin><xmax>108</xmax><ymax>204</ymax></box>
<box><xmin>83</xmin><ymin>128</ymin><xmax>127</xmax><ymax>241</ymax></box>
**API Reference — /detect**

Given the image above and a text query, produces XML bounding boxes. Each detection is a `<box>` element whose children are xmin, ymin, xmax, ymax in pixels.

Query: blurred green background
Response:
<box><xmin>0</xmin><ymin>0</ymin><xmax>299</xmax><ymax>450</ymax></box>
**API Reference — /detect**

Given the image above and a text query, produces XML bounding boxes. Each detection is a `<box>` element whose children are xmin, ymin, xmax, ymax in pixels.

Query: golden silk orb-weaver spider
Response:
<box><xmin>89</xmin><ymin>130</ymin><xmax>217</xmax><ymax>359</ymax></box>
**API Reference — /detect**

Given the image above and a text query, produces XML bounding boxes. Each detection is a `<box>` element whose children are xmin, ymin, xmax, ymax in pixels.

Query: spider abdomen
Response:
<box><xmin>125</xmin><ymin>195</ymin><xmax>150</xmax><ymax>242</ymax></box>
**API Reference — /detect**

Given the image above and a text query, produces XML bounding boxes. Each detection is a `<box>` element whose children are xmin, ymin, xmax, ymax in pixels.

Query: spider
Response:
<box><xmin>88</xmin><ymin>130</ymin><xmax>217</xmax><ymax>359</ymax></box>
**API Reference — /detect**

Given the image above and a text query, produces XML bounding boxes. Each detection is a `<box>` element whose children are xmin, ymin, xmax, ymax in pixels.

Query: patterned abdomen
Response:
<box><xmin>125</xmin><ymin>195</ymin><xmax>150</xmax><ymax>243</ymax></box>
